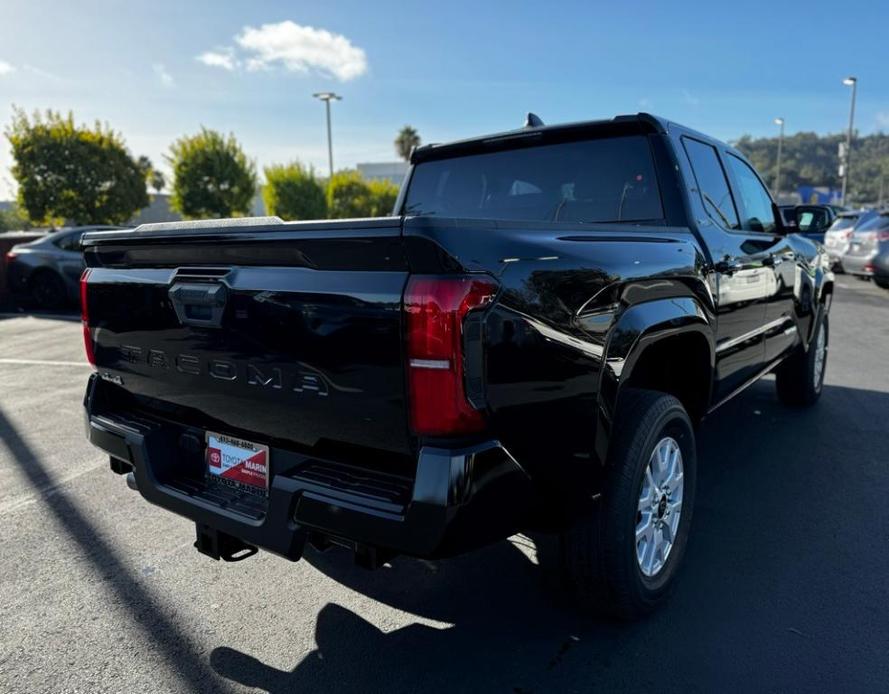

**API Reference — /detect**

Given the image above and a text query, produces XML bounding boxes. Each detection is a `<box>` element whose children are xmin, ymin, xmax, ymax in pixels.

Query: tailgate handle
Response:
<box><xmin>169</xmin><ymin>282</ymin><xmax>228</xmax><ymax>328</ymax></box>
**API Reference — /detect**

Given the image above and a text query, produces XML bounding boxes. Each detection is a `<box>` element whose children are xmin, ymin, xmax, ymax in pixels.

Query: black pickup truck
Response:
<box><xmin>82</xmin><ymin>114</ymin><xmax>833</xmax><ymax>617</ymax></box>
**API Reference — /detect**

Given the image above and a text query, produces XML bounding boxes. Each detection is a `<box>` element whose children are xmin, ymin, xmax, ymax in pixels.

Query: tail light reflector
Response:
<box><xmin>4</xmin><ymin>251</ymin><xmax>17</xmax><ymax>264</ymax></box>
<box><xmin>405</xmin><ymin>275</ymin><xmax>498</xmax><ymax>436</ymax></box>
<box><xmin>80</xmin><ymin>269</ymin><xmax>96</xmax><ymax>368</ymax></box>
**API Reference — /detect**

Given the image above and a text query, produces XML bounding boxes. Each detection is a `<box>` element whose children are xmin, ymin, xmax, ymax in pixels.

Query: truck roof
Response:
<box><xmin>410</xmin><ymin>112</ymin><xmax>743</xmax><ymax>166</ymax></box>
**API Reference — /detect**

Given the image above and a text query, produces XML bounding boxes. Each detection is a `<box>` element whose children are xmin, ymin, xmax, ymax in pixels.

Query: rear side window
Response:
<box><xmin>682</xmin><ymin>138</ymin><xmax>739</xmax><ymax>230</ymax></box>
<box><xmin>828</xmin><ymin>216</ymin><xmax>857</xmax><ymax>231</ymax></box>
<box><xmin>403</xmin><ymin>135</ymin><xmax>663</xmax><ymax>224</ymax></box>
<box><xmin>54</xmin><ymin>232</ymin><xmax>83</xmax><ymax>251</ymax></box>
<box><xmin>724</xmin><ymin>154</ymin><xmax>777</xmax><ymax>234</ymax></box>
<box><xmin>856</xmin><ymin>214</ymin><xmax>889</xmax><ymax>232</ymax></box>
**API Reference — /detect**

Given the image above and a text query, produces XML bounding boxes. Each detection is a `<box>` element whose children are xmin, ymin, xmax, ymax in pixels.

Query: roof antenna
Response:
<box><xmin>524</xmin><ymin>112</ymin><xmax>544</xmax><ymax>128</ymax></box>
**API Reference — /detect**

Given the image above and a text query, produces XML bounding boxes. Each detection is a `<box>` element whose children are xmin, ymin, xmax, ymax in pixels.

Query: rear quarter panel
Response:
<box><xmin>404</xmin><ymin>218</ymin><xmax>713</xmax><ymax>509</ymax></box>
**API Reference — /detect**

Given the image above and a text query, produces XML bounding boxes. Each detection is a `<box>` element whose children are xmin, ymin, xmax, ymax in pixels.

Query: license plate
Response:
<box><xmin>206</xmin><ymin>432</ymin><xmax>269</xmax><ymax>495</ymax></box>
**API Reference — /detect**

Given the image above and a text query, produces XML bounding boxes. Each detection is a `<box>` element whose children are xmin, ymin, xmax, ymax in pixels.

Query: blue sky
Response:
<box><xmin>2</xmin><ymin>0</ymin><xmax>888</xmax><ymax>199</ymax></box>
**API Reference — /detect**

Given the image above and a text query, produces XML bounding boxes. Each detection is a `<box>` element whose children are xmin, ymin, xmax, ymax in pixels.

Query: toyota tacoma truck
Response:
<box><xmin>81</xmin><ymin>114</ymin><xmax>833</xmax><ymax>617</ymax></box>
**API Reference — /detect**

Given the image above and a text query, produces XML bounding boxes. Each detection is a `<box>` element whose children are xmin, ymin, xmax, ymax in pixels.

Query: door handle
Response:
<box><xmin>169</xmin><ymin>282</ymin><xmax>228</xmax><ymax>328</ymax></box>
<box><xmin>714</xmin><ymin>259</ymin><xmax>744</xmax><ymax>275</ymax></box>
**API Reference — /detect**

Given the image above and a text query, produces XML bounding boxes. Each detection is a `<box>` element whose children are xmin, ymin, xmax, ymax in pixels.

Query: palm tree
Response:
<box><xmin>394</xmin><ymin>126</ymin><xmax>421</xmax><ymax>161</ymax></box>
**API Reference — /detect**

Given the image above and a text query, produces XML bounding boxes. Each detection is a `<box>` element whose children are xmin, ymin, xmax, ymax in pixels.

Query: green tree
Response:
<box><xmin>262</xmin><ymin>162</ymin><xmax>327</xmax><ymax>220</ymax></box>
<box><xmin>167</xmin><ymin>128</ymin><xmax>256</xmax><ymax>219</ymax></box>
<box><xmin>327</xmin><ymin>170</ymin><xmax>372</xmax><ymax>218</ymax></box>
<box><xmin>137</xmin><ymin>155</ymin><xmax>166</xmax><ymax>194</ymax></box>
<box><xmin>0</xmin><ymin>203</ymin><xmax>30</xmax><ymax>232</ymax></box>
<box><xmin>5</xmin><ymin>108</ymin><xmax>148</xmax><ymax>225</ymax></box>
<box><xmin>394</xmin><ymin>125</ymin><xmax>421</xmax><ymax>162</ymax></box>
<box><xmin>148</xmin><ymin>169</ymin><xmax>166</xmax><ymax>194</ymax></box>
<box><xmin>367</xmin><ymin>178</ymin><xmax>399</xmax><ymax>216</ymax></box>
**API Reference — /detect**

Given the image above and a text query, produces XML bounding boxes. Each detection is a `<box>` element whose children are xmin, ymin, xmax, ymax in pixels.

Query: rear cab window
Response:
<box><xmin>402</xmin><ymin>135</ymin><xmax>664</xmax><ymax>224</ymax></box>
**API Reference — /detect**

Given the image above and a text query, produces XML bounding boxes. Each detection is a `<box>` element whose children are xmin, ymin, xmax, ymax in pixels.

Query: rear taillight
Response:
<box><xmin>843</xmin><ymin>230</ymin><xmax>854</xmax><ymax>240</ymax></box>
<box><xmin>877</xmin><ymin>230</ymin><xmax>889</xmax><ymax>241</ymax></box>
<box><xmin>405</xmin><ymin>275</ymin><xmax>498</xmax><ymax>436</ymax></box>
<box><xmin>4</xmin><ymin>251</ymin><xmax>16</xmax><ymax>264</ymax></box>
<box><xmin>80</xmin><ymin>269</ymin><xmax>96</xmax><ymax>368</ymax></box>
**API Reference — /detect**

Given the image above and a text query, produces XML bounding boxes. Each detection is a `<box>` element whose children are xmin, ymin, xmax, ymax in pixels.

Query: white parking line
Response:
<box><xmin>0</xmin><ymin>358</ymin><xmax>90</xmax><ymax>367</ymax></box>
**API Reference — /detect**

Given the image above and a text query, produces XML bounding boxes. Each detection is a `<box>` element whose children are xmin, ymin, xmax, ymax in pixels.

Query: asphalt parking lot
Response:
<box><xmin>1</xmin><ymin>279</ymin><xmax>888</xmax><ymax>694</ymax></box>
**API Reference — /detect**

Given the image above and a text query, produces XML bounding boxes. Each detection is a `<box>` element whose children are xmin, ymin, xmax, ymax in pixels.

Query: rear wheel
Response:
<box><xmin>775</xmin><ymin>312</ymin><xmax>828</xmax><ymax>407</ymax></box>
<box><xmin>874</xmin><ymin>277</ymin><xmax>889</xmax><ymax>290</ymax></box>
<box><xmin>562</xmin><ymin>389</ymin><xmax>697</xmax><ymax>618</ymax></box>
<box><xmin>30</xmin><ymin>271</ymin><xmax>67</xmax><ymax>309</ymax></box>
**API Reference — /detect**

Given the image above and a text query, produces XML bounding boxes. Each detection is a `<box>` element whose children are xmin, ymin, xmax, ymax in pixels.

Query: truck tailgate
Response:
<box><xmin>82</xmin><ymin>218</ymin><xmax>413</xmax><ymax>467</ymax></box>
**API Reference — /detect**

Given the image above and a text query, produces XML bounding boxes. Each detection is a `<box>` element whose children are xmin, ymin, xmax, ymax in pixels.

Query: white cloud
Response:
<box><xmin>876</xmin><ymin>112</ymin><xmax>889</xmax><ymax>130</ymax></box>
<box><xmin>0</xmin><ymin>60</ymin><xmax>15</xmax><ymax>76</ymax></box>
<box><xmin>196</xmin><ymin>21</ymin><xmax>367</xmax><ymax>81</ymax></box>
<box><xmin>235</xmin><ymin>21</ymin><xmax>367</xmax><ymax>81</ymax></box>
<box><xmin>197</xmin><ymin>49</ymin><xmax>237</xmax><ymax>71</ymax></box>
<box><xmin>153</xmin><ymin>63</ymin><xmax>175</xmax><ymax>87</ymax></box>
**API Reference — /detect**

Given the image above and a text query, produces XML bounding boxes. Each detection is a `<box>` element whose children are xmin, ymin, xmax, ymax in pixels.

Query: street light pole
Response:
<box><xmin>313</xmin><ymin>92</ymin><xmax>342</xmax><ymax>180</ymax></box>
<box><xmin>773</xmin><ymin>117</ymin><xmax>785</xmax><ymax>199</ymax></box>
<box><xmin>841</xmin><ymin>77</ymin><xmax>857</xmax><ymax>206</ymax></box>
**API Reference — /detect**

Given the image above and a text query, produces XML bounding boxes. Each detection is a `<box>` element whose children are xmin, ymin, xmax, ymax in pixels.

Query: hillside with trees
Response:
<box><xmin>734</xmin><ymin>130</ymin><xmax>889</xmax><ymax>205</ymax></box>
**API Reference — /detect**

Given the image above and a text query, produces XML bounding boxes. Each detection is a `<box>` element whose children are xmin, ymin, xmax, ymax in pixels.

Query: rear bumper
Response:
<box><xmin>842</xmin><ymin>253</ymin><xmax>876</xmax><ymax>277</ymax></box>
<box><xmin>84</xmin><ymin>375</ymin><xmax>532</xmax><ymax>562</ymax></box>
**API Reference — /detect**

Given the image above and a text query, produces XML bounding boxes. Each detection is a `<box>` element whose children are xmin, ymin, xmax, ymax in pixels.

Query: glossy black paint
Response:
<box><xmin>83</xmin><ymin>114</ymin><xmax>833</xmax><ymax>559</ymax></box>
<box><xmin>84</xmin><ymin>222</ymin><xmax>415</xmax><ymax>473</ymax></box>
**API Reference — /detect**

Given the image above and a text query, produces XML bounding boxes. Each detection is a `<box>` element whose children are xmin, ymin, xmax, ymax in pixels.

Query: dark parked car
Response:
<box><xmin>5</xmin><ymin>226</ymin><xmax>125</xmax><ymax>308</ymax></box>
<box><xmin>81</xmin><ymin>114</ymin><xmax>832</xmax><ymax>618</ymax></box>
<box><xmin>842</xmin><ymin>211</ymin><xmax>889</xmax><ymax>288</ymax></box>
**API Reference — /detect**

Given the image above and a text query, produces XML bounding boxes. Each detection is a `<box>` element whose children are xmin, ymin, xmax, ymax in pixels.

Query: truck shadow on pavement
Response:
<box><xmin>0</xmin><ymin>405</ymin><xmax>221</xmax><ymax>693</ymax></box>
<box><xmin>210</xmin><ymin>379</ymin><xmax>889</xmax><ymax>693</ymax></box>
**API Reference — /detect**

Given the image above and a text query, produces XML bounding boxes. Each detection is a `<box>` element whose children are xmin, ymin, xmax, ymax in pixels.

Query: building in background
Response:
<box><xmin>357</xmin><ymin>162</ymin><xmax>408</xmax><ymax>186</ymax></box>
<box><xmin>128</xmin><ymin>194</ymin><xmax>181</xmax><ymax>225</ymax></box>
<box><xmin>797</xmin><ymin>186</ymin><xmax>843</xmax><ymax>205</ymax></box>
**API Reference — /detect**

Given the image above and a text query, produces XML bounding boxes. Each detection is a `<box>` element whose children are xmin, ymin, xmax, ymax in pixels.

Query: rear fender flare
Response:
<box><xmin>594</xmin><ymin>297</ymin><xmax>714</xmax><ymax>464</ymax></box>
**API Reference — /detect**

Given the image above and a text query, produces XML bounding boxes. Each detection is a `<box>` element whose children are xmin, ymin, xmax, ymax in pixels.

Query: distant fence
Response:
<box><xmin>0</xmin><ymin>231</ymin><xmax>45</xmax><ymax>306</ymax></box>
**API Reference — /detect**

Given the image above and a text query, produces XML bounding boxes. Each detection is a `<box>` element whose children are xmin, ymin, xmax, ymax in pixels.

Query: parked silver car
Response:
<box><xmin>842</xmin><ymin>212</ymin><xmax>889</xmax><ymax>288</ymax></box>
<box><xmin>5</xmin><ymin>226</ymin><xmax>126</xmax><ymax>308</ymax></box>
<box><xmin>824</xmin><ymin>210</ymin><xmax>872</xmax><ymax>270</ymax></box>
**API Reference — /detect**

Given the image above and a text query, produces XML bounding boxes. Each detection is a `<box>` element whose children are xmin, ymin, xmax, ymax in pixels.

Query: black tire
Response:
<box><xmin>874</xmin><ymin>277</ymin><xmax>889</xmax><ymax>290</ymax></box>
<box><xmin>30</xmin><ymin>271</ymin><xmax>68</xmax><ymax>309</ymax></box>
<box><xmin>775</xmin><ymin>312</ymin><xmax>828</xmax><ymax>407</ymax></box>
<box><xmin>562</xmin><ymin>389</ymin><xmax>697</xmax><ymax>619</ymax></box>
